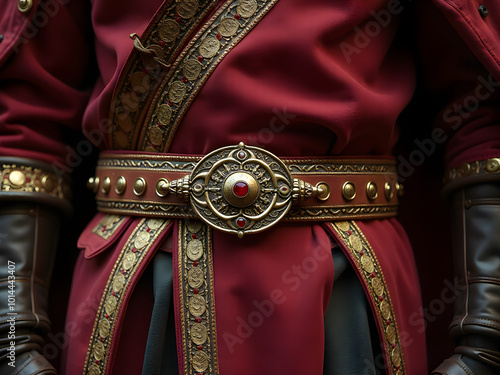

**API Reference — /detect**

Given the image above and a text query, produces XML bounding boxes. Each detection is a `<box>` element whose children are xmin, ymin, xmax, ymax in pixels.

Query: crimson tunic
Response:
<box><xmin>1</xmin><ymin>0</ymin><xmax>500</xmax><ymax>374</ymax></box>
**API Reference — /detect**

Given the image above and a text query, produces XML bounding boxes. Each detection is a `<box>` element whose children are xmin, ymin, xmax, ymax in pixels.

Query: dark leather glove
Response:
<box><xmin>432</xmin><ymin>182</ymin><xmax>500</xmax><ymax>374</ymax></box>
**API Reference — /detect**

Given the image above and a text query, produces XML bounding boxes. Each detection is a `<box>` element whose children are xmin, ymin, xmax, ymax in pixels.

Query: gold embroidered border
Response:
<box><xmin>444</xmin><ymin>158</ymin><xmax>500</xmax><ymax>184</ymax></box>
<box><xmin>139</xmin><ymin>0</ymin><xmax>280</xmax><ymax>152</ymax></box>
<box><xmin>330</xmin><ymin>221</ymin><xmax>406</xmax><ymax>375</ymax></box>
<box><xmin>96</xmin><ymin>198</ymin><xmax>399</xmax><ymax>221</ymax></box>
<box><xmin>177</xmin><ymin>220</ymin><xmax>219</xmax><ymax>375</ymax></box>
<box><xmin>110</xmin><ymin>0</ymin><xmax>220</xmax><ymax>150</ymax></box>
<box><xmin>91</xmin><ymin>215</ymin><xmax>127</xmax><ymax>240</ymax></box>
<box><xmin>83</xmin><ymin>218</ymin><xmax>170</xmax><ymax>375</ymax></box>
<box><xmin>0</xmin><ymin>162</ymin><xmax>70</xmax><ymax>200</ymax></box>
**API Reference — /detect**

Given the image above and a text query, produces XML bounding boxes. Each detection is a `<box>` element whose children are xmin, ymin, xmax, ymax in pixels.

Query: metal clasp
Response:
<box><xmin>164</xmin><ymin>143</ymin><xmax>330</xmax><ymax>237</ymax></box>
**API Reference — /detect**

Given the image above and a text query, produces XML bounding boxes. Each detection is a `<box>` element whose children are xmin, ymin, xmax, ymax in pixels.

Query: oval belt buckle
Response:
<box><xmin>170</xmin><ymin>142</ymin><xmax>330</xmax><ymax>238</ymax></box>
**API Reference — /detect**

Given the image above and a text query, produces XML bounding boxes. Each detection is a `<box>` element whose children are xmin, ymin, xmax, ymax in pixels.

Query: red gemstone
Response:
<box><xmin>233</xmin><ymin>182</ymin><xmax>249</xmax><ymax>197</ymax></box>
<box><xmin>167</xmin><ymin>100</ymin><xmax>173</xmax><ymax>106</ymax></box>
<box><xmin>142</xmin><ymin>68</ymin><xmax>149</xmax><ymax>75</ymax></box>
<box><xmin>181</xmin><ymin>77</ymin><xmax>188</xmax><ymax>83</ymax></box>
<box><xmin>347</xmin><ymin>230</ymin><xmax>352</xmax><ymax>236</ymax></box>
<box><xmin>198</xmin><ymin>56</ymin><xmax>204</xmax><ymax>62</ymax></box>
<box><xmin>176</xmin><ymin>16</ymin><xmax>182</xmax><ymax>23</ymax></box>
<box><xmin>216</xmin><ymin>33</ymin><xmax>222</xmax><ymax>40</ymax></box>
<box><xmin>158</xmin><ymin>40</ymin><xmax>166</xmax><ymax>47</ymax></box>
<box><xmin>192</xmin><ymin>233</ymin><xmax>197</xmax><ymax>239</ymax></box>
<box><xmin>146</xmin><ymin>227</ymin><xmax>151</xmax><ymax>232</ymax></box>
<box><xmin>26</xmin><ymin>177</ymin><xmax>31</xmax><ymax>183</ymax></box>
<box><xmin>379</xmin><ymin>296</ymin><xmax>384</xmax><ymax>301</ymax></box>
<box><xmin>193</xmin><ymin>261</ymin><xmax>199</xmax><ymax>267</ymax></box>
<box><xmin>237</xmin><ymin>151</ymin><xmax>246</xmax><ymax>159</ymax></box>
<box><xmin>234</xmin><ymin>14</ymin><xmax>241</xmax><ymax>20</ymax></box>
<box><xmin>387</xmin><ymin>319</ymin><xmax>391</xmax><ymax>325</ymax></box>
<box><xmin>236</xmin><ymin>218</ymin><xmax>246</xmax><ymax>228</ymax></box>
<box><xmin>195</xmin><ymin>317</ymin><xmax>202</xmax><ymax>323</ymax></box>
<box><xmin>194</xmin><ymin>288</ymin><xmax>199</xmax><ymax>294</ymax></box>
<box><xmin>197</xmin><ymin>345</ymin><xmax>203</xmax><ymax>350</ymax></box>
<box><xmin>370</xmin><ymin>272</ymin><xmax>376</xmax><ymax>278</ymax></box>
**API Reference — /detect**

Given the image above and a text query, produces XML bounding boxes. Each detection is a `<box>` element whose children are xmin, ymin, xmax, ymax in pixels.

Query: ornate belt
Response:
<box><xmin>88</xmin><ymin>143</ymin><xmax>401</xmax><ymax>237</ymax></box>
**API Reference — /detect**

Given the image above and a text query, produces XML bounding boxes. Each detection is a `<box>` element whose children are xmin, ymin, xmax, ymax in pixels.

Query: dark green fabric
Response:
<box><xmin>143</xmin><ymin>246</ymin><xmax>382</xmax><ymax>375</ymax></box>
<box><xmin>323</xmin><ymin>246</ymin><xmax>384</xmax><ymax>375</ymax></box>
<box><xmin>142</xmin><ymin>251</ymin><xmax>178</xmax><ymax>375</ymax></box>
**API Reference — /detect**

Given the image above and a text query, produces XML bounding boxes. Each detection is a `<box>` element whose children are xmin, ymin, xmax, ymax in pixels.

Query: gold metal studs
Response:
<box><xmin>384</xmin><ymin>182</ymin><xmax>394</xmax><ymax>201</ymax></box>
<box><xmin>366</xmin><ymin>182</ymin><xmax>378</xmax><ymax>200</ymax></box>
<box><xmin>41</xmin><ymin>175</ymin><xmax>57</xmax><ymax>192</ymax></box>
<box><xmin>486</xmin><ymin>158</ymin><xmax>500</xmax><ymax>173</ymax></box>
<box><xmin>115</xmin><ymin>176</ymin><xmax>127</xmax><ymax>195</ymax></box>
<box><xmin>8</xmin><ymin>170</ymin><xmax>26</xmax><ymax>187</ymax></box>
<box><xmin>133</xmin><ymin>177</ymin><xmax>147</xmax><ymax>196</ymax></box>
<box><xmin>87</xmin><ymin>177</ymin><xmax>100</xmax><ymax>193</ymax></box>
<box><xmin>314</xmin><ymin>182</ymin><xmax>331</xmax><ymax>201</ymax></box>
<box><xmin>155</xmin><ymin>178</ymin><xmax>170</xmax><ymax>197</ymax></box>
<box><xmin>395</xmin><ymin>182</ymin><xmax>404</xmax><ymax>197</ymax></box>
<box><xmin>458</xmin><ymin>163</ymin><xmax>472</xmax><ymax>177</ymax></box>
<box><xmin>18</xmin><ymin>0</ymin><xmax>33</xmax><ymax>13</ymax></box>
<box><xmin>342</xmin><ymin>181</ymin><xmax>356</xmax><ymax>201</ymax></box>
<box><xmin>102</xmin><ymin>177</ymin><xmax>111</xmax><ymax>194</ymax></box>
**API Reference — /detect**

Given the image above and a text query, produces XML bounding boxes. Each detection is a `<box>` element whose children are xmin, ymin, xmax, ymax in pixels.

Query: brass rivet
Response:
<box><xmin>41</xmin><ymin>175</ymin><xmax>57</xmax><ymax>192</ymax></box>
<box><xmin>486</xmin><ymin>158</ymin><xmax>500</xmax><ymax>173</ymax></box>
<box><xmin>92</xmin><ymin>177</ymin><xmax>100</xmax><ymax>193</ymax></box>
<box><xmin>458</xmin><ymin>163</ymin><xmax>471</xmax><ymax>177</ymax></box>
<box><xmin>384</xmin><ymin>182</ymin><xmax>394</xmax><ymax>201</ymax></box>
<box><xmin>8</xmin><ymin>170</ymin><xmax>26</xmax><ymax>187</ymax></box>
<box><xmin>315</xmin><ymin>182</ymin><xmax>330</xmax><ymax>201</ymax></box>
<box><xmin>133</xmin><ymin>177</ymin><xmax>147</xmax><ymax>196</ymax></box>
<box><xmin>86</xmin><ymin>177</ymin><xmax>95</xmax><ymax>190</ymax></box>
<box><xmin>342</xmin><ymin>181</ymin><xmax>356</xmax><ymax>201</ymax></box>
<box><xmin>366</xmin><ymin>182</ymin><xmax>378</xmax><ymax>200</ymax></box>
<box><xmin>18</xmin><ymin>0</ymin><xmax>33</xmax><ymax>13</ymax></box>
<box><xmin>155</xmin><ymin>178</ymin><xmax>170</xmax><ymax>197</ymax></box>
<box><xmin>115</xmin><ymin>176</ymin><xmax>127</xmax><ymax>195</ymax></box>
<box><xmin>102</xmin><ymin>177</ymin><xmax>111</xmax><ymax>194</ymax></box>
<box><xmin>395</xmin><ymin>182</ymin><xmax>404</xmax><ymax>197</ymax></box>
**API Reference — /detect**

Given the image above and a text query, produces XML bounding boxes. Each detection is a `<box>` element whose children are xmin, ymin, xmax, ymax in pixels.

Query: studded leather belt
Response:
<box><xmin>88</xmin><ymin>143</ymin><xmax>401</xmax><ymax>237</ymax></box>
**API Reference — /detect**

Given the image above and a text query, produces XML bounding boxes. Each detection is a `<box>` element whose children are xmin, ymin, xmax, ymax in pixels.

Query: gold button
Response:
<box><xmin>342</xmin><ymin>181</ymin><xmax>356</xmax><ymax>201</ymax></box>
<box><xmin>155</xmin><ymin>178</ymin><xmax>170</xmax><ymax>197</ymax></box>
<box><xmin>366</xmin><ymin>182</ymin><xmax>378</xmax><ymax>200</ymax></box>
<box><xmin>133</xmin><ymin>177</ymin><xmax>147</xmax><ymax>196</ymax></box>
<box><xmin>115</xmin><ymin>176</ymin><xmax>127</xmax><ymax>195</ymax></box>
<box><xmin>102</xmin><ymin>177</ymin><xmax>111</xmax><ymax>194</ymax></box>
<box><xmin>8</xmin><ymin>170</ymin><xmax>26</xmax><ymax>187</ymax></box>
<box><xmin>486</xmin><ymin>158</ymin><xmax>500</xmax><ymax>173</ymax></box>
<box><xmin>18</xmin><ymin>0</ymin><xmax>33</xmax><ymax>13</ymax></box>
<box><xmin>384</xmin><ymin>182</ymin><xmax>393</xmax><ymax>200</ymax></box>
<box><xmin>41</xmin><ymin>175</ymin><xmax>57</xmax><ymax>192</ymax></box>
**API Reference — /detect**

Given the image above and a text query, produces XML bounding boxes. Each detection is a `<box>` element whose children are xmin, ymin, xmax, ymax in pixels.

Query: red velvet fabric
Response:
<box><xmin>1</xmin><ymin>0</ymin><xmax>500</xmax><ymax>374</ymax></box>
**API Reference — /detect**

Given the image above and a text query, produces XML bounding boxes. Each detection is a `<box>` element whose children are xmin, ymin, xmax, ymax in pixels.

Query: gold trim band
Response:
<box><xmin>330</xmin><ymin>221</ymin><xmax>406</xmax><ymax>375</ymax></box>
<box><xmin>83</xmin><ymin>218</ymin><xmax>170</xmax><ymax>375</ymax></box>
<box><xmin>443</xmin><ymin>158</ymin><xmax>500</xmax><ymax>195</ymax></box>
<box><xmin>177</xmin><ymin>220</ymin><xmax>219</xmax><ymax>374</ymax></box>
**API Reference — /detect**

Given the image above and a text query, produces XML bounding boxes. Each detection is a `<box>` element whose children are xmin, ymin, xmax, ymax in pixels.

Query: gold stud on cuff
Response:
<box><xmin>115</xmin><ymin>176</ymin><xmax>127</xmax><ymax>195</ymax></box>
<box><xmin>102</xmin><ymin>177</ymin><xmax>111</xmax><ymax>194</ymax></box>
<box><xmin>18</xmin><ymin>0</ymin><xmax>33</xmax><ymax>13</ymax></box>
<box><xmin>8</xmin><ymin>170</ymin><xmax>26</xmax><ymax>187</ymax></box>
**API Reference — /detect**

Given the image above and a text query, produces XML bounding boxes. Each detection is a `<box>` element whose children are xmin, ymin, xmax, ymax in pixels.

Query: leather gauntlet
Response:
<box><xmin>0</xmin><ymin>204</ymin><xmax>59</xmax><ymax>375</ymax></box>
<box><xmin>0</xmin><ymin>158</ymin><xmax>71</xmax><ymax>375</ymax></box>
<box><xmin>432</xmin><ymin>182</ymin><xmax>500</xmax><ymax>374</ymax></box>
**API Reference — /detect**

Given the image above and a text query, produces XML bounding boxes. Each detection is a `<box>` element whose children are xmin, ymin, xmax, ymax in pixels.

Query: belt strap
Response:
<box><xmin>89</xmin><ymin>143</ymin><xmax>401</xmax><ymax>237</ymax></box>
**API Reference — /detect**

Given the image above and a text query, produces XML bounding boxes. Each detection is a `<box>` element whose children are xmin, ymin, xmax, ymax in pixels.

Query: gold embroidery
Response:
<box><xmin>139</xmin><ymin>0</ymin><xmax>281</xmax><ymax>152</ymax></box>
<box><xmin>178</xmin><ymin>220</ymin><xmax>219</xmax><ymax>374</ymax></box>
<box><xmin>330</xmin><ymin>221</ymin><xmax>406</xmax><ymax>375</ymax></box>
<box><xmin>91</xmin><ymin>215</ymin><xmax>126</xmax><ymax>240</ymax></box>
<box><xmin>0</xmin><ymin>162</ymin><xmax>70</xmax><ymax>200</ymax></box>
<box><xmin>109</xmin><ymin>0</ymin><xmax>220</xmax><ymax>150</ymax></box>
<box><xmin>83</xmin><ymin>218</ymin><xmax>170</xmax><ymax>374</ymax></box>
<box><xmin>444</xmin><ymin>158</ymin><xmax>500</xmax><ymax>185</ymax></box>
